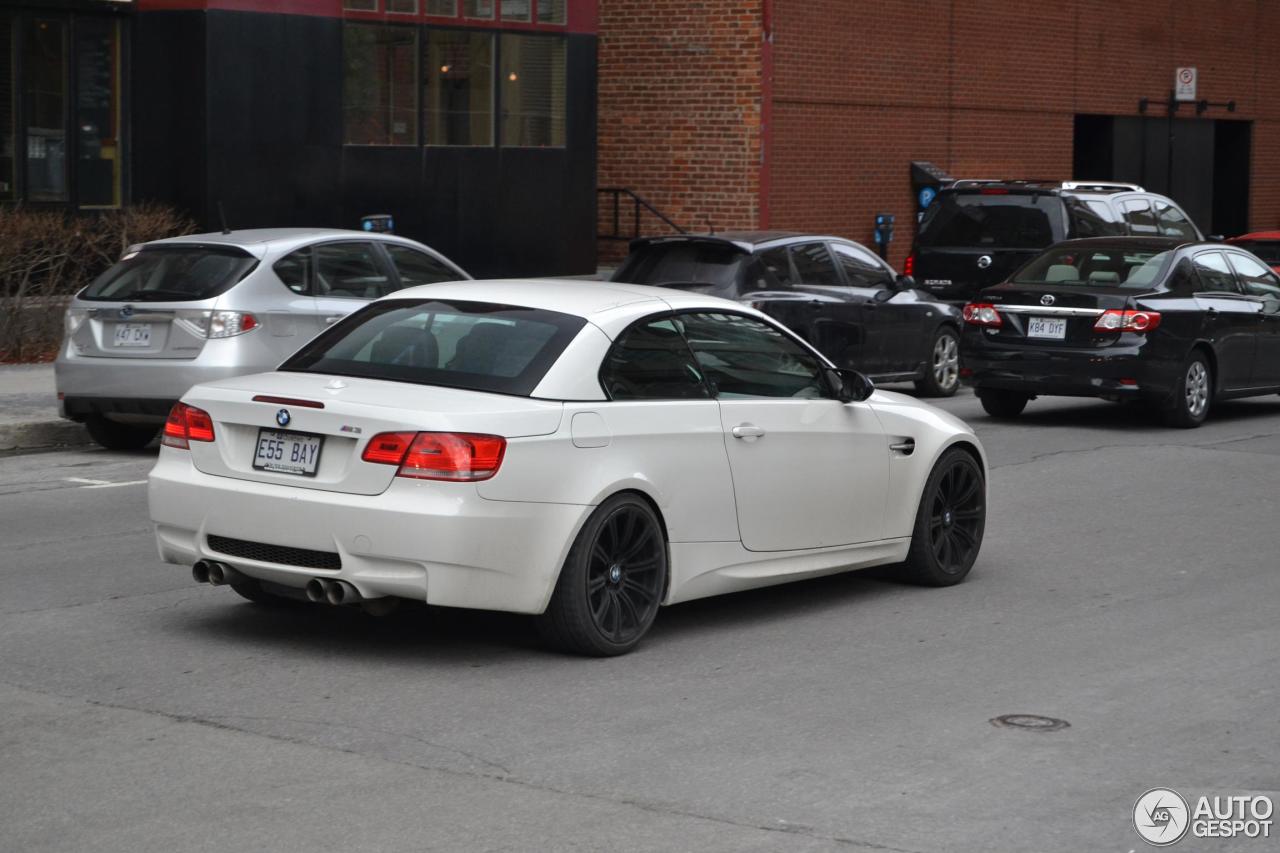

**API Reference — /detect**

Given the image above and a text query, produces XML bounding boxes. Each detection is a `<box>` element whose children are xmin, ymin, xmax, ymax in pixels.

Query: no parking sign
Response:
<box><xmin>1175</xmin><ymin>67</ymin><xmax>1197</xmax><ymax>102</ymax></box>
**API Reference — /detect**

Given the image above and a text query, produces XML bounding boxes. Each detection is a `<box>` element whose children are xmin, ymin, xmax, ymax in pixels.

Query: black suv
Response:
<box><xmin>910</xmin><ymin>180</ymin><xmax>1202</xmax><ymax>303</ymax></box>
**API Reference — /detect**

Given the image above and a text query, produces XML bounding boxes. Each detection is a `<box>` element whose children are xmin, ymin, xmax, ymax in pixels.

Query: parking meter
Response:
<box><xmin>874</xmin><ymin>213</ymin><xmax>895</xmax><ymax>260</ymax></box>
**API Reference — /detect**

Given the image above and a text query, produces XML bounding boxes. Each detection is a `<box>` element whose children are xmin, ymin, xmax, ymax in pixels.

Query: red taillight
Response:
<box><xmin>962</xmin><ymin>302</ymin><xmax>1004</xmax><ymax>328</ymax></box>
<box><xmin>361</xmin><ymin>431</ymin><xmax>417</xmax><ymax>465</ymax></box>
<box><xmin>1094</xmin><ymin>309</ymin><xmax>1162</xmax><ymax>333</ymax></box>
<box><xmin>903</xmin><ymin>253</ymin><xmax>915</xmax><ymax>277</ymax></box>
<box><xmin>161</xmin><ymin>402</ymin><xmax>216</xmax><ymax>449</ymax></box>
<box><xmin>361</xmin><ymin>431</ymin><xmax>506</xmax><ymax>482</ymax></box>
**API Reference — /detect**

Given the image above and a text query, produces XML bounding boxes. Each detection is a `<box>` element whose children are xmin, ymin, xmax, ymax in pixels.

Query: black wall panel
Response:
<box><xmin>131</xmin><ymin>10</ymin><xmax>597</xmax><ymax>277</ymax></box>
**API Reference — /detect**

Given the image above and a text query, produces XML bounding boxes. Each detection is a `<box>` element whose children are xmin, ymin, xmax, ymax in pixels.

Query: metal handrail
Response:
<box><xmin>597</xmin><ymin>187</ymin><xmax>686</xmax><ymax>241</ymax></box>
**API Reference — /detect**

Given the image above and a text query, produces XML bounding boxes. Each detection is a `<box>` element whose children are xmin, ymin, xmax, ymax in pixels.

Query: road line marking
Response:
<box><xmin>64</xmin><ymin>477</ymin><xmax>111</xmax><ymax>486</ymax></box>
<box><xmin>83</xmin><ymin>480</ymin><xmax>148</xmax><ymax>489</ymax></box>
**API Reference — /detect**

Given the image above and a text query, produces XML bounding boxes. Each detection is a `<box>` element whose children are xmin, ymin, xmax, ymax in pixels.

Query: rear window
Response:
<box><xmin>1014</xmin><ymin>246</ymin><xmax>1174</xmax><ymax>288</ymax></box>
<box><xmin>612</xmin><ymin>241</ymin><xmax>748</xmax><ymax>290</ymax></box>
<box><xmin>280</xmin><ymin>299</ymin><xmax>587</xmax><ymax>397</ymax></box>
<box><xmin>918</xmin><ymin>192</ymin><xmax>1066</xmax><ymax>249</ymax></box>
<box><xmin>81</xmin><ymin>245</ymin><xmax>258</xmax><ymax>302</ymax></box>
<box><xmin>1233</xmin><ymin>241</ymin><xmax>1280</xmax><ymax>265</ymax></box>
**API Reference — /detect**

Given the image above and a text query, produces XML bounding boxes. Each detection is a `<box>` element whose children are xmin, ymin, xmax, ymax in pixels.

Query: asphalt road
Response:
<box><xmin>2</xmin><ymin>389</ymin><xmax>1278</xmax><ymax>852</ymax></box>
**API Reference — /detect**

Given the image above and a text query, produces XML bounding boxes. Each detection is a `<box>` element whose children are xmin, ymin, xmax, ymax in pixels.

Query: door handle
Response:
<box><xmin>731</xmin><ymin>424</ymin><xmax>766</xmax><ymax>440</ymax></box>
<box><xmin>324</xmin><ymin>315</ymin><xmax>343</xmax><ymax>326</ymax></box>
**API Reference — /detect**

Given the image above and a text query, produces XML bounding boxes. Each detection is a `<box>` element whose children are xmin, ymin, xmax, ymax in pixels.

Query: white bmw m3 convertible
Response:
<box><xmin>149</xmin><ymin>280</ymin><xmax>987</xmax><ymax>655</ymax></box>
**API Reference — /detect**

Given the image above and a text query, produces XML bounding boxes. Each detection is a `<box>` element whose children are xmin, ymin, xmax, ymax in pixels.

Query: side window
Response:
<box><xmin>679</xmin><ymin>312</ymin><xmax>829</xmax><ymax>399</ymax></box>
<box><xmin>273</xmin><ymin>248</ymin><xmax>312</xmax><ymax>294</ymax></box>
<box><xmin>789</xmin><ymin>242</ymin><xmax>842</xmax><ymax>286</ymax></box>
<box><xmin>831</xmin><ymin>242</ymin><xmax>893</xmax><ymax>288</ymax></box>
<box><xmin>1155</xmin><ymin>202</ymin><xmax>1197</xmax><ymax>239</ymax></box>
<box><xmin>600</xmin><ymin>316</ymin><xmax>710</xmax><ymax>401</ymax></box>
<box><xmin>1122</xmin><ymin>199</ymin><xmax>1159</xmax><ymax>235</ymax></box>
<box><xmin>741</xmin><ymin>256</ymin><xmax>784</xmax><ymax>292</ymax></box>
<box><xmin>314</xmin><ymin>242</ymin><xmax>391</xmax><ymax>299</ymax></box>
<box><xmin>756</xmin><ymin>246</ymin><xmax>794</xmax><ymax>286</ymax></box>
<box><xmin>1066</xmin><ymin>198</ymin><xmax>1123</xmax><ymax>238</ymax></box>
<box><xmin>1192</xmin><ymin>252</ymin><xmax>1241</xmax><ymax>294</ymax></box>
<box><xmin>1227</xmin><ymin>252</ymin><xmax>1280</xmax><ymax>299</ymax></box>
<box><xmin>384</xmin><ymin>244</ymin><xmax>461</xmax><ymax>290</ymax></box>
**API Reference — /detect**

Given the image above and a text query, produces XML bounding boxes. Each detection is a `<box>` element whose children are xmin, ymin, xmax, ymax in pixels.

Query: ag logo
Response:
<box><xmin>276</xmin><ymin>409</ymin><xmax>291</xmax><ymax>428</ymax></box>
<box><xmin>1134</xmin><ymin>788</ymin><xmax>1190</xmax><ymax>846</ymax></box>
<box><xmin>977</xmin><ymin>255</ymin><xmax>993</xmax><ymax>269</ymax></box>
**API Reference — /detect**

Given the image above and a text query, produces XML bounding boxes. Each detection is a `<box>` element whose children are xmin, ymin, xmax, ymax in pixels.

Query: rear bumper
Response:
<box><xmin>962</xmin><ymin>335</ymin><xmax>1176</xmax><ymax>399</ymax></box>
<box><xmin>148</xmin><ymin>449</ymin><xmax>591</xmax><ymax>614</ymax></box>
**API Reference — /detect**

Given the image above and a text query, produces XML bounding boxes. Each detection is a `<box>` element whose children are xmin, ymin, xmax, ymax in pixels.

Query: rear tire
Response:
<box><xmin>896</xmin><ymin>448</ymin><xmax>985</xmax><ymax>586</ymax></box>
<box><xmin>914</xmin><ymin>327</ymin><xmax>961</xmax><ymax>398</ymax></box>
<box><xmin>84</xmin><ymin>415</ymin><xmax>159</xmax><ymax>450</ymax></box>
<box><xmin>1162</xmin><ymin>351</ymin><xmax>1212</xmax><ymax>429</ymax></box>
<box><xmin>977</xmin><ymin>389</ymin><xmax>1029</xmax><ymax>419</ymax></box>
<box><xmin>536</xmin><ymin>494</ymin><xmax>667</xmax><ymax>656</ymax></box>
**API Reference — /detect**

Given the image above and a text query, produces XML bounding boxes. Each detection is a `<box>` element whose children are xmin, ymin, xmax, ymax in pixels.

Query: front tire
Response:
<box><xmin>84</xmin><ymin>415</ymin><xmax>159</xmax><ymax>450</ymax></box>
<box><xmin>1162</xmin><ymin>351</ymin><xmax>1212</xmax><ymax>429</ymax></box>
<box><xmin>536</xmin><ymin>494</ymin><xmax>667</xmax><ymax>656</ymax></box>
<box><xmin>896</xmin><ymin>448</ymin><xmax>985</xmax><ymax>586</ymax></box>
<box><xmin>914</xmin><ymin>326</ymin><xmax>961</xmax><ymax>397</ymax></box>
<box><xmin>977</xmin><ymin>389</ymin><xmax>1029</xmax><ymax>419</ymax></box>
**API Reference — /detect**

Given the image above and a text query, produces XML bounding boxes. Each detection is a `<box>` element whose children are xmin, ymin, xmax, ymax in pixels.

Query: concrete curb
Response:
<box><xmin>0</xmin><ymin>419</ymin><xmax>92</xmax><ymax>453</ymax></box>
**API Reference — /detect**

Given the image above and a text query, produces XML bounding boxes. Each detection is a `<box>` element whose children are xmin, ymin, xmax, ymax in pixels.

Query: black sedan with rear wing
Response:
<box><xmin>960</xmin><ymin>237</ymin><xmax>1280</xmax><ymax>428</ymax></box>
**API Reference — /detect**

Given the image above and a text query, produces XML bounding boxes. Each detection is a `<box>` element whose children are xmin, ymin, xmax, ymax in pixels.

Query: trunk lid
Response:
<box><xmin>981</xmin><ymin>283</ymin><xmax>1141</xmax><ymax>347</ymax></box>
<box><xmin>69</xmin><ymin>301</ymin><xmax>217</xmax><ymax>360</ymax></box>
<box><xmin>180</xmin><ymin>372</ymin><xmax>564</xmax><ymax>495</ymax></box>
<box><xmin>913</xmin><ymin>247</ymin><xmax>1040</xmax><ymax>302</ymax></box>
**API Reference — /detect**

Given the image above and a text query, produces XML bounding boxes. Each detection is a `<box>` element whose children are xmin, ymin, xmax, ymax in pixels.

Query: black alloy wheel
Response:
<box><xmin>84</xmin><ymin>415</ymin><xmax>160</xmax><ymax>450</ymax></box>
<box><xmin>915</xmin><ymin>326</ymin><xmax>961</xmax><ymax>397</ymax></box>
<box><xmin>537</xmin><ymin>494</ymin><xmax>667</xmax><ymax>656</ymax></box>
<box><xmin>977</xmin><ymin>388</ymin><xmax>1030</xmax><ymax>419</ymax></box>
<box><xmin>898</xmin><ymin>448</ymin><xmax>985</xmax><ymax>586</ymax></box>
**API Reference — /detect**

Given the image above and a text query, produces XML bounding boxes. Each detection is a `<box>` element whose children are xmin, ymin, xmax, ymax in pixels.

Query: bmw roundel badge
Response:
<box><xmin>276</xmin><ymin>409</ymin><xmax>291</xmax><ymax>427</ymax></box>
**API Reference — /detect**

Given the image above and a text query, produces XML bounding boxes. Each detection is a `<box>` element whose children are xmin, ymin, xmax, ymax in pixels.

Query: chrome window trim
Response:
<box><xmin>994</xmin><ymin>304</ymin><xmax>1106</xmax><ymax>317</ymax></box>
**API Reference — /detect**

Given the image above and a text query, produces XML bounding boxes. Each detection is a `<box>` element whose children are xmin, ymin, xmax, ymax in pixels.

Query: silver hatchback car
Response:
<box><xmin>56</xmin><ymin>228</ymin><xmax>470</xmax><ymax>449</ymax></box>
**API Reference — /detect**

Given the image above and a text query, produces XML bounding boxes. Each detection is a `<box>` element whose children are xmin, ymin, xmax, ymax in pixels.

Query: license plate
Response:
<box><xmin>253</xmin><ymin>429</ymin><xmax>323</xmax><ymax>476</ymax></box>
<box><xmin>1026</xmin><ymin>316</ymin><xmax>1067</xmax><ymax>339</ymax></box>
<box><xmin>113</xmin><ymin>323</ymin><xmax>152</xmax><ymax>347</ymax></box>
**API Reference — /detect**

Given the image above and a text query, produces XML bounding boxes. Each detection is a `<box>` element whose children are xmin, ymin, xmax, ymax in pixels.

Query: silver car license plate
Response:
<box><xmin>253</xmin><ymin>429</ymin><xmax>323</xmax><ymax>476</ymax></box>
<box><xmin>113</xmin><ymin>323</ymin><xmax>152</xmax><ymax>347</ymax></box>
<box><xmin>1026</xmin><ymin>317</ymin><xmax>1067</xmax><ymax>339</ymax></box>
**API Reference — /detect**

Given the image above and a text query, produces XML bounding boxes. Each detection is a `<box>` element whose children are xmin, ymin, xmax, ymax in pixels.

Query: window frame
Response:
<box><xmin>597</xmin><ymin>311</ymin><xmax>715</xmax><ymax>402</ymax></box>
<box><xmin>1191</xmin><ymin>250</ymin><xmax>1244</xmax><ymax>296</ymax></box>
<box><xmin>312</xmin><ymin>239</ymin><xmax>400</xmax><ymax>300</ymax></box>
<box><xmin>342</xmin><ymin>21</ymin><xmax>421</xmax><ymax>147</ymax></box>
<box><xmin>829</xmin><ymin>240</ymin><xmax>895</xmax><ymax>290</ymax></box>
<box><xmin>374</xmin><ymin>239</ymin><xmax>469</xmax><ymax>290</ymax></box>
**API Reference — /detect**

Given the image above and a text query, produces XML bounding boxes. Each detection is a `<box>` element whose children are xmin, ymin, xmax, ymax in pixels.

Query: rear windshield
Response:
<box><xmin>280</xmin><ymin>299</ymin><xmax>587</xmax><ymax>397</ymax></box>
<box><xmin>612</xmin><ymin>241</ymin><xmax>748</xmax><ymax>289</ymax></box>
<box><xmin>80</xmin><ymin>245</ymin><xmax>258</xmax><ymax>302</ymax></box>
<box><xmin>918</xmin><ymin>192</ymin><xmax>1066</xmax><ymax>249</ymax></box>
<box><xmin>1234</xmin><ymin>241</ymin><xmax>1280</xmax><ymax>265</ymax></box>
<box><xmin>1013</xmin><ymin>246</ymin><xmax>1174</xmax><ymax>288</ymax></box>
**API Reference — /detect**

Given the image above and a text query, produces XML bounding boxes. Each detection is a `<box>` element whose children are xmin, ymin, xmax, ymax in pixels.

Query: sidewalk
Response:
<box><xmin>0</xmin><ymin>364</ymin><xmax>89</xmax><ymax>452</ymax></box>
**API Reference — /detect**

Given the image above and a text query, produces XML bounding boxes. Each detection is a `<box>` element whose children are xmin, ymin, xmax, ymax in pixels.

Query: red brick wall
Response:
<box><xmin>769</xmin><ymin>0</ymin><xmax>1280</xmax><ymax>267</ymax></box>
<box><xmin>596</xmin><ymin>0</ymin><xmax>765</xmax><ymax>261</ymax></box>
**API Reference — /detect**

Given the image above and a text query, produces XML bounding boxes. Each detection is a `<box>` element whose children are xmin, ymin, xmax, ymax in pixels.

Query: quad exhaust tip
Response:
<box><xmin>192</xmin><ymin>559</ymin><xmax>243</xmax><ymax>587</ymax></box>
<box><xmin>305</xmin><ymin>578</ymin><xmax>363</xmax><ymax>606</ymax></box>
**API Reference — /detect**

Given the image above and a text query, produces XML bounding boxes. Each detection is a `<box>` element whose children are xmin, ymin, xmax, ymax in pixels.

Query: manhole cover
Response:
<box><xmin>990</xmin><ymin>714</ymin><xmax>1070</xmax><ymax>733</ymax></box>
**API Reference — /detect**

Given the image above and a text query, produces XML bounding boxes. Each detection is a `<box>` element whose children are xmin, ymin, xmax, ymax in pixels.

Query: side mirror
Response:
<box><xmin>827</xmin><ymin>368</ymin><xmax>875</xmax><ymax>403</ymax></box>
<box><xmin>895</xmin><ymin>274</ymin><xmax>916</xmax><ymax>291</ymax></box>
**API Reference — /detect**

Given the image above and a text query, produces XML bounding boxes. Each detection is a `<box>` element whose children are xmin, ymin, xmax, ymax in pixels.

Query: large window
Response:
<box><xmin>25</xmin><ymin>16</ymin><xmax>67</xmax><ymax>201</ymax></box>
<box><xmin>500</xmin><ymin>34</ymin><xmax>564</xmax><ymax>147</ymax></box>
<box><xmin>0</xmin><ymin>14</ymin><xmax>13</xmax><ymax>200</ymax></box>
<box><xmin>343</xmin><ymin>24</ymin><xmax>419</xmax><ymax>146</ymax></box>
<box><xmin>75</xmin><ymin>18</ymin><xmax>123</xmax><ymax>208</ymax></box>
<box><xmin>425</xmin><ymin>31</ymin><xmax>493</xmax><ymax>146</ymax></box>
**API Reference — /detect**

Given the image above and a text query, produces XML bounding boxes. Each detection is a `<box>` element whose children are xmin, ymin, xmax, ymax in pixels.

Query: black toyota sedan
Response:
<box><xmin>961</xmin><ymin>237</ymin><xmax>1280</xmax><ymax>427</ymax></box>
<box><xmin>613</xmin><ymin>232</ymin><xmax>965</xmax><ymax>396</ymax></box>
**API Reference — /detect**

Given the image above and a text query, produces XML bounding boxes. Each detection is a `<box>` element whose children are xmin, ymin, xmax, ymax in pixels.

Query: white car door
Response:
<box><xmin>677</xmin><ymin>311</ymin><xmax>889</xmax><ymax>551</ymax></box>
